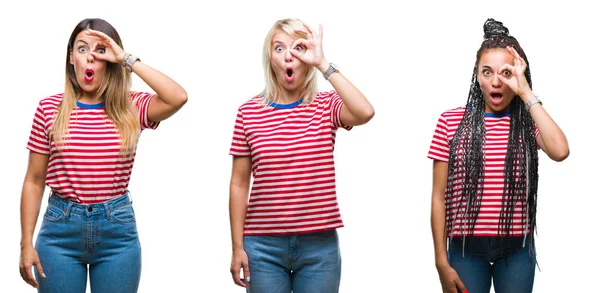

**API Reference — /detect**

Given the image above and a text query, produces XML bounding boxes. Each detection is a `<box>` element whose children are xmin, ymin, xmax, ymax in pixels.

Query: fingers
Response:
<box><xmin>230</xmin><ymin>262</ymin><xmax>248</xmax><ymax>288</ymax></box>
<box><xmin>319</xmin><ymin>24</ymin><xmax>323</xmax><ymax>41</ymax></box>
<box><xmin>20</xmin><ymin>264</ymin><xmax>39</xmax><ymax>288</ymax></box>
<box><xmin>507</xmin><ymin>46</ymin><xmax>527</xmax><ymax>68</ymax></box>
<box><xmin>455</xmin><ymin>277</ymin><xmax>467</xmax><ymax>293</ymax></box>
<box><xmin>498</xmin><ymin>64</ymin><xmax>515</xmax><ymax>75</ymax></box>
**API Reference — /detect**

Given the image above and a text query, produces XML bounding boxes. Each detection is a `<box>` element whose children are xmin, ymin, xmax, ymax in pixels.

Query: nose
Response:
<box><xmin>86</xmin><ymin>53</ymin><xmax>94</xmax><ymax>63</ymax></box>
<box><xmin>284</xmin><ymin>49</ymin><xmax>293</xmax><ymax>62</ymax></box>
<box><xmin>491</xmin><ymin>73</ymin><xmax>502</xmax><ymax>87</ymax></box>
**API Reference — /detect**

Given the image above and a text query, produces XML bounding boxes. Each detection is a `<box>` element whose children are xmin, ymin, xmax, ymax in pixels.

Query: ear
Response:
<box><xmin>69</xmin><ymin>49</ymin><xmax>74</xmax><ymax>65</ymax></box>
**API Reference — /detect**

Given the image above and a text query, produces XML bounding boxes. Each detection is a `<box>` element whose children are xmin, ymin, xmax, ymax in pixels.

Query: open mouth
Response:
<box><xmin>285</xmin><ymin>68</ymin><xmax>294</xmax><ymax>82</ymax></box>
<box><xmin>84</xmin><ymin>68</ymin><xmax>95</xmax><ymax>82</ymax></box>
<box><xmin>490</xmin><ymin>93</ymin><xmax>503</xmax><ymax>104</ymax></box>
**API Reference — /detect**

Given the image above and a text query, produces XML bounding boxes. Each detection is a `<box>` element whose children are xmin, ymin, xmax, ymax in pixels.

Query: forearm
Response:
<box><xmin>431</xmin><ymin>196</ymin><xmax>449</xmax><ymax>267</ymax></box>
<box><xmin>522</xmin><ymin>93</ymin><xmax>569</xmax><ymax>161</ymax></box>
<box><xmin>131</xmin><ymin>61</ymin><xmax>188</xmax><ymax>107</ymax></box>
<box><xmin>317</xmin><ymin>62</ymin><xmax>374</xmax><ymax>125</ymax></box>
<box><xmin>229</xmin><ymin>185</ymin><xmax>249</xmax><ymax>251</ymax></box>
<box><xmin>20</xmin><ymin>181</ymin><xmax>45</xmax><ymax>247</ymax></box>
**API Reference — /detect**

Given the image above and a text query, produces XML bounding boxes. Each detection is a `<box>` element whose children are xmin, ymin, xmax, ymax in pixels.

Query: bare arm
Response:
<box><xmin>229</xmin><ymin>156</ymin><xmax>252</xmax><ymax>288</ymax></box>
<box><xmin>131</xmin><ymin>61</ymin><xmax>188</xmax><ymax>122</ymax></box>
<box><xmin>524</xmin><ymin>93</ymin><xmax>569</xmax><ymax>161</ymax></box>
<box><xmin>497</xmin><ymin>47</ymin><xmax>569</xmax><ymax>162</ymax></box>
<box><xmin>431</xmin><ymin>160</ymin><xmax>466</xmax><ymax>293</ymax></box>
<box><xmin>320</xmin><ymin>68</ymin><xmax>375</xmax><ymax>127</ymax></box>
<box><xmin>86</xmin><ymin>29</ymin><xmax>188</xmax><ymax>123</ymax></box>
<box><xmin>289</xmin><ymin>23</ymin><xmax>374</xmax><ymax>127</ymax></box>
<box><xmin>431</xmin><ymin>161</ymin><xmax>449</xmax><ymax>268</ymax></box>
<box><xmin>19</xmin><ymin>152</ymin><xmax>49</xmax><ymax>288</ymax></box>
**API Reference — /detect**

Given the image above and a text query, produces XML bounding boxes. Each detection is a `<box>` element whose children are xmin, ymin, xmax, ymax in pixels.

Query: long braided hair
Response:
<box><xmin>446</xmin><ymin>18</ymin><xmax>539</xmax><ymax>255</ymax></box>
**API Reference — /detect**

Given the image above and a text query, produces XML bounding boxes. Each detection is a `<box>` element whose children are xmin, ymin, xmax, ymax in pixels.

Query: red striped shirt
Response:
<box><xmin>26</xmin><ymin>92</ymin><xmax>158</xmax><ymax>204</ymax></box>
<box><xmin>428</xmin><ymin>106</ymin><xmax>539</xmax><ymax>237</ymax></box>
<box><xmin>230</xmin><ymin>91</ymin><xmax>351</xmax><ymax>236</ymax></box>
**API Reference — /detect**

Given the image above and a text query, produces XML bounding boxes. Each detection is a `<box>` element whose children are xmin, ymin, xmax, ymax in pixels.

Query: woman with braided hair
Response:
<box><xmin>428</xmin><ymin>18</ymin><xmax>569</xmax><ymax>293</ymax></box>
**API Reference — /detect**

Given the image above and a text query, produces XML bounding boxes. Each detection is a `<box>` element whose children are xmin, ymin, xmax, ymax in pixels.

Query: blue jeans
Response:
<box><xmin>35</xmin><ymin>194</ymin><xmax>141</xmax><ymax>293</ymax></box>
<box><xmin>448</xmin><ymin>236</ymin><xmax>536</xmax><ymax>293</ymax></box>
<box><xmin>244</xmin><ymin>230</ymin><xmax>342</xmax><ymax>293</ymax></box>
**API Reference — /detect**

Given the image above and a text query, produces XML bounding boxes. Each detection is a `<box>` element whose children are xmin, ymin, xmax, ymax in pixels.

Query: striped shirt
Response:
<box><xmin>230</xmin><ymin>91</ymin><xmax>351</xmax><ymax>236</ymax></box>
<box><xmin>26</xmin><ymin>92</ymin><xmax>158</xmax><ymax>204</ymax></box>
<box><xmin>428</xmin><ymin>106</ymin><xmax>539</xmax><ymax>237</ymax></box>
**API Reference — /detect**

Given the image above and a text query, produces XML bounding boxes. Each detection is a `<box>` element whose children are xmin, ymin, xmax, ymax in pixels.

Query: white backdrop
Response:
<box><xmin>0</xmin><ymin>0</ymin><xmax>597</xmax><ymax>292</ymax></box>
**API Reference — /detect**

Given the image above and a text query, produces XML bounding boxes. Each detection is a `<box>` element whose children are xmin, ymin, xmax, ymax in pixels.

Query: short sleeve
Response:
<box><xmin>427</xmin><ymin>114</ymin><xmax>450</xmax><ymax>162</ymax></box>
<box><xmin>131</xmin><ymin>92</ymin><xmax>159</xmax><ymax>130</ymax></box>
<box><xmin>328</xmin><ymin>91</ymin><xmax>352</xmax><ymax>131</ymax></box>
<box><xmin>26</xmin><ymin>102</ymin><xmax>51</xmax><ymax>155</ymax></box>
<box><xmin>229</xmin><ymin>108</ymin><xmax>251</xmax><ymax>156</ymax></box>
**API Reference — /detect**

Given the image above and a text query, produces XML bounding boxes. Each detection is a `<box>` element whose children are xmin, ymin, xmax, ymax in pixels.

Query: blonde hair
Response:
<box><xmin>52</xmin><ymin>18</ymin><xmax>140</xmax><ymax>156</ymax></box>
<box><xmin>259</xmin><ymin>18</ymin><xmax>318</xmax><ymax>106</ymax></box>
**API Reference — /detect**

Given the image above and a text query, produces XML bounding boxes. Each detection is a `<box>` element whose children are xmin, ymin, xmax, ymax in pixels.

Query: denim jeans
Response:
<box><xmin>35</xmin><ymin>193</ymin><xmax>141</xmax><ymax>293</ymax></box>
<box><xmin>244</xmin><ymin>230</ymin><xmax>341</xmax><ymax>293</ymax></box>
<box><xmin>448</xmin><ymin>236</ymin><xmax>536</xmax><ymax>293</ymax></box>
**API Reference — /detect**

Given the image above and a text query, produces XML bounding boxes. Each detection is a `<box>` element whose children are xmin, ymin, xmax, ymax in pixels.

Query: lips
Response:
<box><xmin>490</xmin><ymin>92</ymin><xmax>503</xmax><ymax>105</ymax></box>
<box><xmin>285</xmin><ymin>67</ymin><xmax>294</xmax><ymax>82</ymax></box>
<box><xmin>84</xmin><ymin>68</ymin><xmax>95</xmax><ymax>82</ymax></box>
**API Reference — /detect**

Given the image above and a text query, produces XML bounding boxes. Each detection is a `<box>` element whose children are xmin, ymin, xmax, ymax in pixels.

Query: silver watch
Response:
<box><xmin>323</xmin><ymin>63</ymin><xmax>339</xmax><ymax>80</ymax></box>
<box><xmin>124</xmin><ymin>54</ymin><xmax>140</xmax><ymax>72</ymax></box>
<box><xmin>525</xmin><ymin>96</ymin><xmax>542</xmax><ymax>111</ymax></box>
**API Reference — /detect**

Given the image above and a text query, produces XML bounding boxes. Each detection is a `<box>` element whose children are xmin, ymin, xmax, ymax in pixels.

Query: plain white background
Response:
<box><xmin>1</xmin><ymin>0</ymin><xmax>597</xmax><ymax>292</ymax></box>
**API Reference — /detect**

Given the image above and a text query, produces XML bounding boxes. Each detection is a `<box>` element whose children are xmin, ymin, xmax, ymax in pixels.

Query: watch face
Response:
<box><xmin>330</xmin><ymin>63</ymin><xmax>339</xmax><ymax>71</ymax></box>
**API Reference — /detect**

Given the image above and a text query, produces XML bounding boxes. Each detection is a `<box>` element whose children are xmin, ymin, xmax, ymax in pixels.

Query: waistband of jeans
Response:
<box><xmin>450</xmin><ymin>235</ymin><xmax>529</xmax><ymax>249</ymax></box>
<box><xmin>48</xmin><ymin>192</ymin><xmax>131</xmax><ymax>216</ymax></box>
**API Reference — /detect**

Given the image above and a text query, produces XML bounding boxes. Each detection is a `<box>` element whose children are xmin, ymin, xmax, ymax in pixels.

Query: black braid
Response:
<box><xmin>446</xmin><ymin>18</ymin><xmax>539</xmax><ymax>257</ymax></box>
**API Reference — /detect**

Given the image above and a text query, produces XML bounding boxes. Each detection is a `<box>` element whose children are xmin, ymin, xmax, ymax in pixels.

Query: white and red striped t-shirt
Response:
<box><xmin>27</xmin><ymin>92</ymin><xmax>158</xmax><ymax>204</ymax></box>
<box><xmin>230</xmin><ymin>91</ymin><xmax>351</xmax><ymax>236</ymax></box>
<box><xmin>428</xmin><ymin>106</ymin><xmax>539</xmax><ymax>237</ymax></box>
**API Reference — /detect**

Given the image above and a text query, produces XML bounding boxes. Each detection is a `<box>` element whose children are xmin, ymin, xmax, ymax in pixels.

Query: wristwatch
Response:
<box><xmin>525</xmin><ymin>96</ymin><xmax>542</xmax><ymax>111</ymax></box>
<box><xmin>323</xmin><ymin>63</ymin><xmax>339</xmax><ymax>80</ymax></box>
<box><xmin>122</xmin><ymin>53</ymin><xmax>140</xmax><ymax>73</ymax></box>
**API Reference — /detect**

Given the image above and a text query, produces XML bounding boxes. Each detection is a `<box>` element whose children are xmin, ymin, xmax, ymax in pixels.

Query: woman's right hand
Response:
<box><xmin>230</xmin><ymin>248</ymin><xmax>250</xmax><ymax>288</ymax></box>
<box><xmin>437</xmin><ymin>263</ymin><xmax>467</xmax><ymax>293</ymax></box>
<box><xmin>19</xmin><ymin>244</ymin><xmax>45</xmax><ymax>288</ymax></box>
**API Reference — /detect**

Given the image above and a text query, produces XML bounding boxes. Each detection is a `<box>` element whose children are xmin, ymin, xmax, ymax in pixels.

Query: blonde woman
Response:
<box><xmin>19</xmin><ymin>18</ymin><xmax>187</xmax><ymax>292</ymax></box>
<box><xmin>228</xmin><ymin>18</ymin><xmax>374</xmax><ymax>293</ymax></box>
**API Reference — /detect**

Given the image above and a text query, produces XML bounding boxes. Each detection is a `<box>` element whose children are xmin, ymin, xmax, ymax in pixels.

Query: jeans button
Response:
<box><xmin>87</xmin><ymin>206</ymin><xmax>93</xmax><ymax>212</ymax></box>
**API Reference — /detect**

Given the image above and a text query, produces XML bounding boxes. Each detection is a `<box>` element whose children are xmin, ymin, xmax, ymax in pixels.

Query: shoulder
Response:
<box><xmin>314</xmin><ymin>90</ymin><xmax>337</xmax><ymax>101</ymax></box>
<box><xmin>438</xmin><ymin>106</ymin><xmax>466</xmax><ymax>120</ymax></box>
<box><xmin>37</xmin><ymin>93</ymin><xmax>64</xmax><ymax>112</ymax></box>
<box><xmin>237</xmin><ymin>96</ymin><xmax>262</xmax><ymax>112</ymax></box>
<box><xmin>129</xmin><ymin>91</ymin><xmax>154</xmax><ymax>101</ymax></box>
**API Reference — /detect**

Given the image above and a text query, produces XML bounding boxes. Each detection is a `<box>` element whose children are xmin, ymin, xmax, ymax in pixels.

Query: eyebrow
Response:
<box><xmin>75</xmin><ymin>39</ymin><xmax>89</xmax><ymax>45</ymax></box>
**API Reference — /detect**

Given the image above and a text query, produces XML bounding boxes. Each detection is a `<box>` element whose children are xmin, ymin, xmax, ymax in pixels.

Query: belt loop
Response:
<box><xmin>65</xmin><ymin>201</ymin><xmax>73</xmax><ymax>219</ymax></box>
<box><xmin>103</xmin><ymin>200</ymin><xmax>111</xmax><ymax>220</ymax></box>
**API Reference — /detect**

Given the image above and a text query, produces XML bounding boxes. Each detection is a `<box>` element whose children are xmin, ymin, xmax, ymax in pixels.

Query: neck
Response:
<box><xmin>79</xmin><ymin>91</ymin><xmax>103</xmax><ymax>104</ymax></box>
<box><xmin>276</xmin><ymin>87</ymin><xmax>302</xmax><ymax>104</ymax></box>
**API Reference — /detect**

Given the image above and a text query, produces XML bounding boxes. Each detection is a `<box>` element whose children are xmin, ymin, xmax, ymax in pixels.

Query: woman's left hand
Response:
<box><xmin>85</xmin><ymin>29</ymin><xmax>126</xmax><ymax>64</ymax></box>
<box><xmin>497</xmin><ymin>46</ymin><xmax>533</xmax><ymax>99</ymax></box>
<box><xmin>290</xmin><ymin>23</ymin><xmax>329</xmax><ymax>72</ymax></box>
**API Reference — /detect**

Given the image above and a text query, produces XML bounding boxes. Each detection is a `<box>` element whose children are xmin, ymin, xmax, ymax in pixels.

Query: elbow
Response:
<box><xmin>551</xmin><ymin>148</ymin><xmax>570</xmax><ymax>162</ymax></box>
<box><xmin>176</xmin><ymin>90</ymin><xmax>188</xmax><ymax>108</ymax></box>
<box><xmin>357</xmin><ymin>106</ymin><xmax>375</xmax><ymax>125</ymax></box>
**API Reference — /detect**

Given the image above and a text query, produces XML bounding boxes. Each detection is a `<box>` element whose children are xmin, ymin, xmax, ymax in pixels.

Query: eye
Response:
<box><xmin>96</xmin><ymin>47</ymin><xmax>106</xmax><ymax>54</ymax></box>
<box><xmin>482</xmin><ymin>69</ymin><xmax>491</xmax><ymax>76</ymax></box>
<box><xmin>77</xmin><ymin>46</ymin><xmax>88</xmax><ymax>53</ymax></box>
<box><xmin>274</xmin><ymin>46</ymin><xmax>283</xmax><ymax>52</ymax></box>
<box><xmin>294</xmin><ymin>45</ymin><xmax>304</xmax><ymax>52</ymax></box>
<box><xmin>502</xmin><ymin>69</ymin><xmax>511</xmax><ymax>76</ymax></box>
